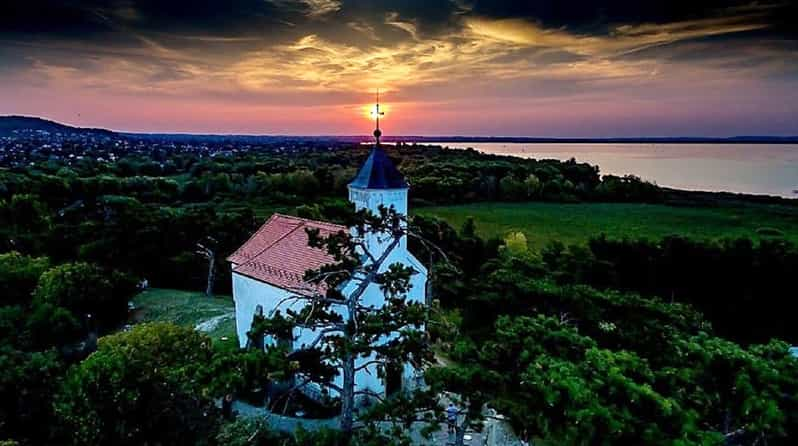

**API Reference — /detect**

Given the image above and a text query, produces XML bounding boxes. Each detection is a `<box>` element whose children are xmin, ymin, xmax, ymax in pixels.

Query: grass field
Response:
<box><xmin>414</xmin><ymin>202</ymin><xmax>798</xmax><ymax>250</ymax></box>
<box><xmin>131</xmin><ymin>288</ymin><xmax>238</xmax><ymax>349</ymax></box>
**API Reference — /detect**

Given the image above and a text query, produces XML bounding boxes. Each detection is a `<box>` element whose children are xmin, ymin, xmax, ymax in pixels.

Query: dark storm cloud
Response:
<box><xmin>621</xmin><ymin>32</ymin><xmax>798</xmax><ymax>62</ymax></box>
<box><xmin>0</xmin><ymin>0</ymin><xmax>458</xmax><ymax>40</ymax></box>
<box><xmin>339</xmin><ymin>0</ymin><xmax>463</xmax><ymax>36</ymax></box>
<box><xmin>617</xmin><ymin>32</ymin><xmax>798</xmax><ymax>81</ymax></box>
<box><xmin>0</xmin><ymin>0</ymin><xmax>310</xmax><ymax>56</ymax></box>
<box><xmin>0</xmin><ymin>0</ymin><xmax>468</xmax><ymax>68</ymax></box>
<box><xmin>0</xmin><ymin>0</ymin><xmax>285</xmax><ymax>34</ymax></box>
<box><xmin>0</xmin><ymin>1</ymin><xmax>109</xmax><ymax>35</ymax></box>
<box><xmin>466</xmin><ymin>0</ymin><xmax>746</xmax><ymax>24</ymax></box>
<box><xmin>3</xmin><ymin>0</ymin><xmax>793</xmax><ymax>50</ymax></box>
<box><xmin>465</xmin><ymin>0</ymin><xmax>796</xmax><ymax>37</ymax></box>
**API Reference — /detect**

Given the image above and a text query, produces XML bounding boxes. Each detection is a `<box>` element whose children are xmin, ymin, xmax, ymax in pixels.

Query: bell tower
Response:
<box><xmin>348</xmin><ymin>91</ymin><xmax>409</xmax><ymax>252</ymax></box>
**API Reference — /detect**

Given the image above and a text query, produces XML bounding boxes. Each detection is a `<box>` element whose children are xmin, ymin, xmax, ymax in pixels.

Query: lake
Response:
<box><xmin>431</xmin><ymin>142</ymin><xmax>798</xmax><ymax>198</ymax></box>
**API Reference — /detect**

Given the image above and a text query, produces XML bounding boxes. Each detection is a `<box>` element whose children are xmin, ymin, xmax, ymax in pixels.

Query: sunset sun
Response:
<box><xmin>363</xmin><ymin>103</ymin><xmax>389</xmax><ymax>121</ymax></box>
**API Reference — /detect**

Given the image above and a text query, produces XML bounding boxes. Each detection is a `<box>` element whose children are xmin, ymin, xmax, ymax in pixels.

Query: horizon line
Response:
<box><xmin>4</xmin><ymin>114</ymin><xmax>798</xmax><ymax>140</ymax></box>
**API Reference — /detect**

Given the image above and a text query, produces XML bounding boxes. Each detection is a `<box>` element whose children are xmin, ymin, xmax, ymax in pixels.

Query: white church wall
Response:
<box><xmin>406</xmin><ymin>253</ymin><xmax>428</xmax><ymax>305</ymax></box>
<box><xmin>232</xmin><ymin>273</ymin><xmax>388</xmax><ymax>396</ymax></box>
<box><xmin>234</xmin><ymin>268</ymin><xmax>426</xmax><ymax>398</ymax></box>
<box><xmin>356</xmin><ymin>352</ymin><xmax>387</xmax><ymax>396</ymax></box>
<box><xmin>349</xmin><ymin>186</ymin><xmax>409</xmax><ymax>251</ymax></box>
<box><xmin>338</xmin><ymin>247</ymin><xmax>426</xmax><ymax>310</ymax></box>
<box><xmin>349</xmin><ymin>187</ymin><xmax>408</xmax><ymax>215</ymax></box>
<box><xmin>232</xmin><ymin>272</ymin><xmax>303</xmax><ymax>349</ymax></box>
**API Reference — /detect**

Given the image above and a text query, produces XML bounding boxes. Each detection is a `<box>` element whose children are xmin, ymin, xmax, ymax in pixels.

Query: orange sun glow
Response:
<box><xmin>362</xmin><ymin>103</ymin><xmax>390</xmax><ymax>121</ymax></box>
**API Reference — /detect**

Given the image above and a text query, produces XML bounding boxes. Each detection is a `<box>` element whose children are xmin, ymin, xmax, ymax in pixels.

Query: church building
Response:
<box><xmin>226</xmin><ymin>103</ymin><xmax>427</xmax><ymax>399</ymax></box>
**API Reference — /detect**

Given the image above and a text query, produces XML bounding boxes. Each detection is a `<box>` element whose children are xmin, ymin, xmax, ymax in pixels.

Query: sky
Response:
<box><xmin>1</xmin><ymin>1</ymin><xmax>797</xmax><ymax>137</ymax></box>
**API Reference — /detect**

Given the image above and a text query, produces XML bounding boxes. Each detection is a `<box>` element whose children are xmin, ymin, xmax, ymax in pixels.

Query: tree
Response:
<box><xmin>441</xmin><ymin>250</ymin><xmax>798</xmax><ymax>445</ymax></box>
<box><xmin>196</xmin><ymin>237</ymin><xmax>218</xmax><ymax>297</ymax></box>
<box><xmin>499</xmin><ymin>176</ymin><xmax>525</xmax><ymax>201</ymax></box>
<box><xmin>543</xmin><ymin>235</ymin><xmax>798</xmax><ymax>344</ymax></box>
<box><xmin>0</xmin><ymin>195</ymin><xmax>50</xmax><ymax>252</ymax></box>
<box><xmin>503</xmin><ymin>232</ymin><xmax>528</xmax><ymax>256</ymax></box>
<box><xmin>24</xmin><ymin>302</ymin><xmax>82</xmax><ymax>349</ymax></box>
<box><xmin>253</xmin><ymin>206</ymin><xmax>435</xmax><ymax>433</ymax></box>
<box><xmin>214</xmin><ymin>418</ymin><xmax>282</xmax><ymax>446</ymax></box>
<box><xmin>0</xmin><ymin>347</ymin><xmax>62</xmax><ymax>444</ymax></box>
<box><xmin>53</xmin><ymin>323</ymin><xmax>221</xmax><ymax>446</ymax></box>
<box><xmin>655</xmin><ymin>334</ymin><xmax>798</xmax><ymax>444</ymax></box>
<box><xmin>5</xmin><ymin>194</ymin><xmax>49</xmax><ymax>232</ymax></box>
<box><xmin>0</xmin><ymin>252</ymin><xmax>50</xmax><ymax>306</ymax></box>
<box><xmin>215</xmin><ymin>418</ymin><xmax>410</xmax><ymax>446</ymax></box>
<box><xmin>425</xmin><ymin>359</ymin><xmax>498</xmax><ymax>446</ymax></box>
<box><xmin>32</xmin><ymin>262</ymin><xmax>136</xmax><ymax>333</ymax></box>
<box><xmin>444</xmin><ymin>315</ymin><xmax>717</xmax><ymax>445</ymax></box>
<box><xmin>524</xmin><ymin>174</ymin><xmax>543</xmax><ymax>198</ymax></box>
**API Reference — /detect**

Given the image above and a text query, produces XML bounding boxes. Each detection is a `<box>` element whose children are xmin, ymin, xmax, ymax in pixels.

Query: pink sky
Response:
<box><xmin>2</xmin><ymin>1</ymin><xmax>797</xmax><ymax>136</ymax></box>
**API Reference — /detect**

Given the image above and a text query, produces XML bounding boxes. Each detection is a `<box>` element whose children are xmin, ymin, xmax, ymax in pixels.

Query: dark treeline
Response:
<box><xmin>0</xmin><ymin>143</ymin><xmax>664</xmax><ymax>296</ymax></box>
<box><xmin>411</xmin><ymin>214</ymin><xmax>798</xmax><ymax>345</ymax></box>
<box><xmin>416</xmin><ymin>215</ymin><xmax>798</xmax><ymax>444</ymax></box>
<box><xmin>540</xmin><ymin>236</ymin><xmax>798</xmax><ymax>344</ymax></box>
<box><xmin>0</xmin><ymin>191</ymin><xmax>255</xmax><ymax>294</ymax></box>
<box><xmin>1</xmin><ymin>141</ymin><xmax>662</xmax><ymax>205</ymax></box>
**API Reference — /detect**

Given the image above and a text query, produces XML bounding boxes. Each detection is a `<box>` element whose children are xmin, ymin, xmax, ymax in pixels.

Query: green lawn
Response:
<box><xmin>414</xmin><ymin>202</ymin><xmax>798</xmax><ymax>250</ymax></box>
<box><xmin>131</xmin><ymin>288</ymin><xmax>238</xmax><ymax>349</ymax></box>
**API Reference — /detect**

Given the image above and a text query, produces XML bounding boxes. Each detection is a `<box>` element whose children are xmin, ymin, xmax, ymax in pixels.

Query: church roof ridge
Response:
<box><xmin>269</xmin><ymin>213</ymin><xmax>347</xmax><ymax>232</ymax></box>
<box><xmin>226</xmin><ymin>213</ymin><xmax>346</xmax><ymax>265</ymax></box>
<box><xmin>227</xmin><ymin>213</ymin><xmax>343</xmax><ymax>295</ymax></box>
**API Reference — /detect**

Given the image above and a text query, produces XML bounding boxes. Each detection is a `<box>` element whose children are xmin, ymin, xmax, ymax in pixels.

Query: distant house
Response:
<box><xmin>227</xmin><ymin>138</ymin><xmax>427</xmax><ymax>399</ymax></box>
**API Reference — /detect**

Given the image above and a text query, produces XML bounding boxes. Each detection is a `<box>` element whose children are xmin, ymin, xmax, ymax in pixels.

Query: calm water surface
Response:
<box><xmin>433</xmin><ymin>143</ymin><xmax>798</xmax><ymax>198</ymax></box>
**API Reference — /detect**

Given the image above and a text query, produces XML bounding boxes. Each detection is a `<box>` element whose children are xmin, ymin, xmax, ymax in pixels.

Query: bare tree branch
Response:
<box><xmin>355</xmin><ymin>359</ymin><xmax>387</xmax><ymax>372</ymax></box>
<box><xmin>407</xmin><ymin>231</ymin><xmax>455</xmax><ymax>268</ymax></box>
<box><xmin>354</xmin><ymin>389</ymin><xmax>386</xmax><ymax>403</ymax></box>
<box><xmin>303</xmin><ymin>327</ymin><xmax>341</xmax><ymax>350</ymax></box>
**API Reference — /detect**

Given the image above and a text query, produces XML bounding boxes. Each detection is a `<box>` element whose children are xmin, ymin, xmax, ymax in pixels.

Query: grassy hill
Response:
<box><xmin>131</xmin><ymin>288</ymin><xmax>238</xmax><ymax>350</ymax></box>
<box><xmin>415</xmin><ymin>202</ymin><xmax>798</xmax><ymax>250</ymax></box>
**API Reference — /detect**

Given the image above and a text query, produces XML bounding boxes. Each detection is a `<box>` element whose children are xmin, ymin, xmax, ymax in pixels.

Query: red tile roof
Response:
<box><xmin>227</xmin><ymin>214</ymin><xmax>347</xmax><ymax>295</ymax></box>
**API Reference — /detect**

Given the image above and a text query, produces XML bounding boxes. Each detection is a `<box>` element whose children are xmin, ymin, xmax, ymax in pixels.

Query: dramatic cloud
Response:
<box><xmin>0</xmin><ymin>0</ymin><xmax>796</xmax><ymax>135</ymax></box>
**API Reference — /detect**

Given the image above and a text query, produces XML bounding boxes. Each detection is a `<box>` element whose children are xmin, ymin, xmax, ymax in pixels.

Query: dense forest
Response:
<box><xmin>1</xmin><ymin>128</ymin><xmax>797</xmax><ymax>445</ymax></box>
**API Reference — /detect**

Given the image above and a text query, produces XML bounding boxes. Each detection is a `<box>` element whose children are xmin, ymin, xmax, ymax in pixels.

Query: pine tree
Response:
<box><xmin>251</xmin><ymin>205</ymin><xmax>438</xmax><ymax>433</ymax></box>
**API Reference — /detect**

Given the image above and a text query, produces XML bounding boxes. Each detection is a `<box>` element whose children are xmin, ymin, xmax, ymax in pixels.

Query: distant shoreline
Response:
<box><xmin>388</xmin><ymin>136</ymin><xmax>798</xmax><ymax>145</ymax></box>
<box><xmin>118</xmin><ymin>134</ymin><xmax>798</xmax><ymax>145</ymax></box>
<box><xmin>2</xmin><ymin>115</ymin><xmax>798</xmax><ymax>144</ymax></box>
<box><xmin>124</xmin><ymin>134</ymin><xmax>798</xmax><ymax>144</ymax></box>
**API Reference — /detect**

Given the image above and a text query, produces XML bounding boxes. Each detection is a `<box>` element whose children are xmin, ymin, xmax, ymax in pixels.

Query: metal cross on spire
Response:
<box><xmin>372</xmin><ymin>89</ymin><xmax>384</xmax><ymax>145</ymax></box>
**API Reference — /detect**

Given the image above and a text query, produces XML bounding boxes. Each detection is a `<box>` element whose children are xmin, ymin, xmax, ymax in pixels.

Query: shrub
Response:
<box><xmin>53</xmin><ymin>323</ymin><xmax>219</xmax><ymax>446</ymax></box>
<box><xmin>0</xmin><ymin>252</ymin><xmax>50</xmax><ymax>306</ymax></box>
<box><xmin>33</xmin><ymin>262</ymin><xmax>136</xmax><ymax>332</ymax></box>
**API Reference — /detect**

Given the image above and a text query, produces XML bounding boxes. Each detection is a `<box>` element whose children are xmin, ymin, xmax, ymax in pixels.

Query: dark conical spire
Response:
<box><xmin>350</xmin><ymin>146</ymin><xmax>408</xmax><ymax>189</ymax></box>
<box><xmin>349</xmin><ymin>90</ymin><xmax>407</xmax><ymax>189</ymax></box>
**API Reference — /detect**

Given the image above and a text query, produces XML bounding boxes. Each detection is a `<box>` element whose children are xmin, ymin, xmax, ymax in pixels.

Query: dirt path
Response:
<box><xmin>194</xmin><ymin>312</ymin><xmax>234</xmax><ymax>332</ymax></box>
